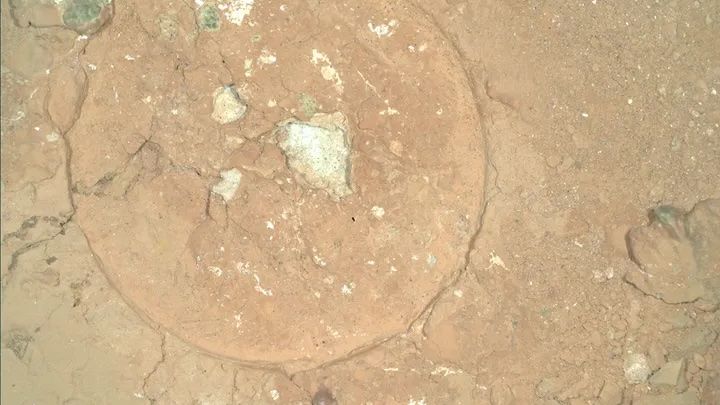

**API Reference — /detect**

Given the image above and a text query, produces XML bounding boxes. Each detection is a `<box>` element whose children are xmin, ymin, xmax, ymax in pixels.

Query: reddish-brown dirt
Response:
<box><xmin>2</xmin><ymin>0</ymin><xmax>718</xmax><ymax>404</ymax></box>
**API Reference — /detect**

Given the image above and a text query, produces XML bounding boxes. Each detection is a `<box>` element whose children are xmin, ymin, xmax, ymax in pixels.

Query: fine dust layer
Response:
<box><xmin>70</xmin><ymin>0</ymin><xmax>485</xmax><ymax>368</ymax></box>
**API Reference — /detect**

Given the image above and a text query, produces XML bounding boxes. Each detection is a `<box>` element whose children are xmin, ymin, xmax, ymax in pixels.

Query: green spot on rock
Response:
<box><xmin>298</xmin><ymin>93</ymin><xmax>318</xmax><ymax>117</ymax></box>
<box><xmin>198</xmin><ymin>5</ymin><xmax>221</xmax><ymax>32</ymax></box>
<box><xmin>62</xmin><ymin>0</ymin><xmax>112</xmax><ymax>34</ymax></box>
<box><xmin>654</xmin><ymin>205</ymin><xmax>679</xmax><ymax>226</ymax></box>
<box><xmin>158</xmin><ymin>14</ymin><xmax>179</xmax><ymax>40</ymax></box>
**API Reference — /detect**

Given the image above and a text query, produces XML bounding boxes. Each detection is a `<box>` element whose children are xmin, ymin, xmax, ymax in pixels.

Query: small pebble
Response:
<box><xmin>624</xmin><ymin>353</ymin><xmax>651</xmax><ymax>384</ymax></box>
<box><xmin>693</xmin><ymin>353</ymin><xmax>706</xmax><ymax>369</ymax></box>
<box><xmin>546</xmin><ymin>154</ymin><xmax>562</xmax><ymax>168</ymax></box>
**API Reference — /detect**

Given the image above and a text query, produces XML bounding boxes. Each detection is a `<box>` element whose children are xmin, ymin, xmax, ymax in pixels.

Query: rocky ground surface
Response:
<box><xmin>2</xmin><ymin>0</ymin><xmax>719</xmax><ymax>404</ymax></box>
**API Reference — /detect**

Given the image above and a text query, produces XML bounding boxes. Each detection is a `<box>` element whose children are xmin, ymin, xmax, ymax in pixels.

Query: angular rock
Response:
<box><xmin>277</xmin><ymin>112</ymin><xmax>352</xmax><ymax>200</ymax></box>
<box><xmin>211</xmin><ymin>86</ymin><xmax>247</xmax><ymax>124</ymax></box>
<box><xmin>649</xmin><ymin>359</ymin><xmax>685</xmax><ymax>388</ymax></box>
<box><xmin>61</xmin><ymin>0</ymin><xmax>114</xmax><ymax>34</ymax></box>
<box><xmin>625</xmin><ymin>200</ymin><xmax>720</xmax><ymax>304</ymax></box>
<box><xmin>672</xmin><ymin>325</ymin><xmax>718</xmax><ymax>358</ymax></box>
<box><xmin>623</xmin><ymin>353</ymin><xmax>651</xmax><ymax>384</ymax></box>
<box><xmin>197</xmin><ymin>4</ymin><xmax>220</xmax><ymax>32</ymax></box>
<box><xmin>47</xmin><ymin>64</ymin><xmax>87</xmax><ymax>133</ymax></box>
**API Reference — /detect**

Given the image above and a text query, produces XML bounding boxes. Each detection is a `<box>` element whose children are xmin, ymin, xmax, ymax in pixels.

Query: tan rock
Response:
<box><xmin>649</xmin><ymin>359</ymin><xmax>685</xmax><ymax>388</ymax></box>
<box><xmin>624</xmin><ymin>353</ymin><xmax>651</xmax><ymax>384</ymax></box>
<box><xmin>48</xmin><ymin>65</ymin><xmax>87</xmax><ymax>133</ymax></box>
<box><xmin>625</xmin><ymin>200</ymin><xmax>720</xmax><ymax>304</ymax></box>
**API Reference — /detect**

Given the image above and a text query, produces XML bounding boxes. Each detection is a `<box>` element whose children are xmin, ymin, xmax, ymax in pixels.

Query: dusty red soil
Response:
<box><xmin>2</xmin><ymin>0</ymin><xmax>718</xmax><ymax>404</ymax></box>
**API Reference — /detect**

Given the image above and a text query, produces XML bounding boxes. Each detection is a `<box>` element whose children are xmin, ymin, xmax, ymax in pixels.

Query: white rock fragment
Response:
<box><xmin>46</xmin><ymin>132</ymin><xmax>60</xmax><ymax>142</ymax></box>
<box><xmin>389</xmin><ymin>140</ymin><xmax>404</xmax><ymax>156</ymax></box>
<box><xmin>211</xmin><ymin>86</ymin><xmax>247</xmax><ymax>124</ymax></box>
<box><xmin>276</xmin><ymin>112</ymin><xmax>352</xmax><ymax>200</ymax></box>
<box><xmin>253</xmin><ymin>273</ymin><xmax>273</xmax><ymax>296</ymax></box>
<box><xmin>312</xmin><ymin>248</ymin><xmax>327</xmax><ymax>267</ymax></box>
<box><xmin>380</xmin><ymin>106</ymin><xmax>399</xmax><ymax>116</ymax></box>
<box><xmin>487</xmin><ymin>251</ymin><xmax>508</xmax><ymax>270</ymax></box>
<box><xmin>592</xmin><ymin>267</ymin><xmax>615</xmax><ymax>283</ymax></box>
<box><xmin>258</xmin><ymin>49</ymin><xmax>277</xmax><ymax>65</ymax></box>
<box><xmin>311</xmin><ymin>49</ymin><xmax>344</xmax><ymax>93</ymax></box>
<box><xmin>380</xmin><ymin>99</ymin><xmax>400</xmax><ymax>116</ymax></box>
<box><xmin>220</xmin><ymin>0</ymin><xmax>254</xmax><ymax>26</ymax></box>
<box><xmin>368</xmin><ymin>19</ymin><xmax>398</xmax><ymax>37</ymax></box>
<box><xmin>212</xmin><ymin>168</ymin><xmax>242</xmax><ymax>202</ymax></box>
<box><xmin>624</xmin><ymin>353</ymin><xmax>651</xmax><ymax>384</ymax></box>
<box><xmin>426</xmin><ymin>253</ymin><xmax>437</xmax><ymax>267</ymax></box>
<box><xmin>244</xmin><ymin>58</ymin><xmax>254</xmax><ymax>77</ymax></box>
<box><xmin>371</xmin><ymin>206</ymin><xmax>385</xmax><ymax>218</ymax></box>
<box><xmin>207</xmin><ymin>266</ymin><xmax>223</xmax><ymax>277</ymax></box>
<box><xmin>341</xmin><ymin>283</ymin><xmax>355</xmax><ymax>295</ymax></box>
<box><xmin>269</xmin><ymin>389</ymin><xmax>280</xmax><ymax>401</ymax></box>
<box><xmin>431</xmin><ymin>365</ymin><xmax>462</xmax><ymax>376</ymax></box>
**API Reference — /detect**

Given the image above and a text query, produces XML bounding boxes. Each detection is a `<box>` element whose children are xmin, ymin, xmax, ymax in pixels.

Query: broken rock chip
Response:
<box><xmin>9</xmin><ymin>0</ymin><xmax>113</xmax><ymax>34</ymax></box>
<box><xmin>625</xmin><ymin>199</ymin><xmax>720</xmax><ymax>304</ymax></box>
<box><xmin>47</xmin><ymin>64</ymin><xmax>87</xmax><ymax>133</ymax></box>
<box><xmin>197</xmin><ymin>4</ymin><xmax>221</xmax><ymax>32</ymax></box>
<box><xmin>624</xmin><ymin>353</ymin><xmax>651</xmax><ymax>384</ymax></box>
<box><xmin>212</xmin><ymin>169</ymin><xmax>242</xmax><ymax>202</ymax></box>
<box><xmin>649</xmin><ymin>359</ymin><xmax>686</xmax><ymax>389</ymax></box>
<box><xmin>277</xmin><ymin>112</ymin><xmax>352</xmax><ymax>200</ymax></box>
<box><xmin>211</xmin><ymin>86</ymin><xmax>247</xmax><ymax>124</ymax></box>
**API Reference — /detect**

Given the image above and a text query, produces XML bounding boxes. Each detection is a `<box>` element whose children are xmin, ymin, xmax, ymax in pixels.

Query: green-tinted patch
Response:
<box><xmin>158</xmin><ymin>14</ymin><xmax>179</xmax><ymax>40</ymax></box>
<box><xmin>62</xmin><ymin>0</ymin><xmax>109</xmax><ymax>30</ymax></box>
<box><xmin>653</xmin><ymin>205</ymin><xmax>679</xmax><ymax>226</ymax></box>
<box><xmin>198</xmin><ymin>5</ymin><xmax>221</xmax><ymax>32</ymax></box>
<box><xmin>298</xmin><ymin>93</ymin><xmax>318</xmax><ymax>117</ymax></box>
